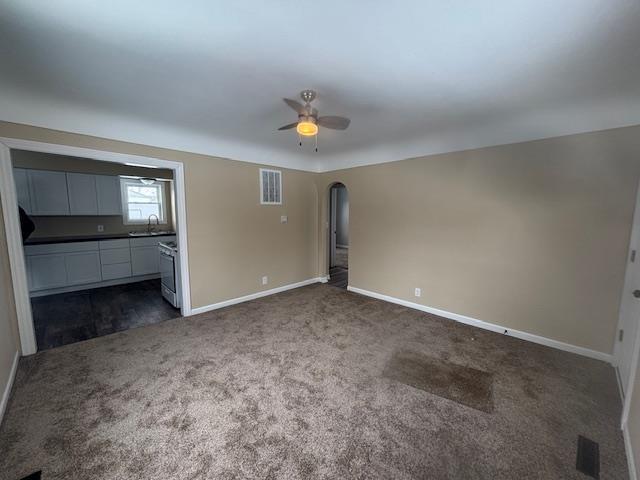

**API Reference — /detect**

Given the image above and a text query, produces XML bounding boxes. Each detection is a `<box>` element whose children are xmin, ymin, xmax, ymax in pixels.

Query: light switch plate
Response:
<box><xmin>280</xmin><ymin>215</ymin><xmax>288</xmax><ymax>224</ymax></box>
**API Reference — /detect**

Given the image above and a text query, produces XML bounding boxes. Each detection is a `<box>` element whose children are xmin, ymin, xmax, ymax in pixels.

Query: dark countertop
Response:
<box><xmin>24</xmin><ymin>232</ymin><xmax>176</xmax><ymax>245</ymax></box>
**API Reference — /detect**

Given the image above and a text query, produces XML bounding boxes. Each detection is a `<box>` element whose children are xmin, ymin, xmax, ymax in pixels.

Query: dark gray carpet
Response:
<box><xmin>0</xmin><ymin>284</ymin><xmax>628</xmax><ymax>479</ymax></box>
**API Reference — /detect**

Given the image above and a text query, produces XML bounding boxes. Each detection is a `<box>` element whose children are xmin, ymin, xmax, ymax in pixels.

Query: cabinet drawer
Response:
<box><xmin>24</xmin><ymin>241</ymin><xmax>99</xmax><ymax>256</ymax></box>
<box><xmin>100</xmin><ymin>247</ymin><xmax>131</xmax><ymax>265</ymax></box>
<box><xmin>101</xmin><ymin>262</ymin><xmax>132</xmax><ymax>280</ymax></box>
<box><xmin>99</xmin><ymin>239</ymin><xmax>130</xmax><ymax>250</ymax></box>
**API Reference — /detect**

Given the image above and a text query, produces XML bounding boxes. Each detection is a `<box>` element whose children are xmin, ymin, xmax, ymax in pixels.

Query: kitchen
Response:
<box><xmin>12</xmin><ymin>149</ymin><xmax>182</xmax><ymax>350</ymax></box>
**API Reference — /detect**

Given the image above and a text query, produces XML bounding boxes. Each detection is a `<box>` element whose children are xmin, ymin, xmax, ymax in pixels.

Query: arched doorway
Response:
<box><xmin>328</xmin><ymin>182</ymin><xmax>348</xmax><ymax>288</ymax></box>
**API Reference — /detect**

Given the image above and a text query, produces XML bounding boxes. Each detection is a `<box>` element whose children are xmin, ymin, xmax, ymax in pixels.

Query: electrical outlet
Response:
<box><xmin>97</xmin><ymin>225</ymin><xmax>104</xmax><ymax>232</ymax></box>
<box><xmin>262</xmin><ymin>276</ymin><xmax>268</xmax><ymax>285</ymax></box>
<box><xmin>280</xmin><ymin>215</ymin><xmax>288</xmax><ymax>224</ymax></box>
<box><xmin>414</xmin><ymin>288</ymin><xmax>421</xmax><ymax>297</ymax></box>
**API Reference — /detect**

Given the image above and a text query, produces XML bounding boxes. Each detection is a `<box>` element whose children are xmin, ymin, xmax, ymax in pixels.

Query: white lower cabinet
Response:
<box><xmin>25</xmin><ymin>236</ymin><xmax>173</xmax><ymax>294</ymax></box>
<box><xmin>131</xmin><ymin>246</ymin><xmax>159</xmax><ymax>275</ymax></box>
<box><xmin>27</xmin><ymin>254</ymin><xmax>68</xmax><ymax>290</ymax></box>
<box><xmin>65</xmin><ymin>251</ymin><xmax>102</xmax><ymax>285</ymax></box>
<box><xmin>102</xmin><ymin>263</ymin><xmax>132</xmax><ymax>280</ymax></box>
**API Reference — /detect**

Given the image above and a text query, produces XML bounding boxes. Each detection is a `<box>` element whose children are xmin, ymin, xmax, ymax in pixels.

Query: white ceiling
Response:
<box><xmin>1</xmin><ymin>0</ymin><xmax>639</xmax><ymax>172</ymax></box>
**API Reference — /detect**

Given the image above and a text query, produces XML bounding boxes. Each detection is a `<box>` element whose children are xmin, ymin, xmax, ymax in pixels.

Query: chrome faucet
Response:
<box><xmin>147</xmin><ymin>214</ymin><xmax>159</xmax><ymax>234</ymax></box>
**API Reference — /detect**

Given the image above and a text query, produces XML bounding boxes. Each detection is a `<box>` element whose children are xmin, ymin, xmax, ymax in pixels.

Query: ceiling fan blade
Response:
<box><xmin>283</xmin><ymin>98</ymin><xmax>305</xmax><ymax>114</ymax></box>
<box><xmin>277</xmin><ymin>122</ymin><xmax>298</xmax><ymax>131</ymax></box>
<box><xmin>317</xmin><ymin>116</ymin><xmax>351</xmax><ymax>130</ymax></box>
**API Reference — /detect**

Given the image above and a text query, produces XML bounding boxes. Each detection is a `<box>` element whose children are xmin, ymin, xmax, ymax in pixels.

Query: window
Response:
<box><xmin>260</xmin><ymin>168</ymin><xmax>282</xmax><ymax>205</ymax></box>
<box><xmin>120</xmin><ymin>178</ymin><xmax>167</xmax><ymax>224</ymax></box>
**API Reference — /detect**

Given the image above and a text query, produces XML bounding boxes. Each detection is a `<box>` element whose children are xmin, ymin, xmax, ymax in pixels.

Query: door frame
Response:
<box><xmin>0</xmin><ymin>137</ymin><xmax>193</xmax><ymax>356</ymax></box>
<box><xmin>616</xmin><ymin>179</ymin><xmax>640</xmax><ymax>428</ymax></box>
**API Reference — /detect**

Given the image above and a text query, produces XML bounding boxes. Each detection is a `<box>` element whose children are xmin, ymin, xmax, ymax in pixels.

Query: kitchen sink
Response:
<box><xmin>128</xmin><ymin>231</ymin><xmax>175</xmax><ymax>237</ymax></box>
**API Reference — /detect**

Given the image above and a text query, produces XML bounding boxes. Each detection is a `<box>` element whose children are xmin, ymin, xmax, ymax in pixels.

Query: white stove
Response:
<box><xmin>158</xmin><ymin>240</ymin><xmax>181</xmax><ymax>308</ymax></box>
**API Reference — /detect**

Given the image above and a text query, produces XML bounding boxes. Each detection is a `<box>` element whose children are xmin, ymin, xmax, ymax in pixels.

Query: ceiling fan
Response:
<box><xmin>278</xmin><ymin>90</ymin><xmax>350</xmax><ymax>150</ymax></box>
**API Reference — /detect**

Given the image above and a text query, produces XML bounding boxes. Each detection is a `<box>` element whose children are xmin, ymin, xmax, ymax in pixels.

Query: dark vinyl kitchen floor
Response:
<box><xmin>32</xmin><ymin>279</ymin><xmax>180</xmax><ymax>350</ymax></box>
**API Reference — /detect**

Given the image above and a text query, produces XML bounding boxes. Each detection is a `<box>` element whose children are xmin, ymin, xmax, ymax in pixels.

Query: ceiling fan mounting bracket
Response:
<box><xmin>300</xmin><ymin>89</ymin><xmax>316</xmax><ymax>104</ymax></box>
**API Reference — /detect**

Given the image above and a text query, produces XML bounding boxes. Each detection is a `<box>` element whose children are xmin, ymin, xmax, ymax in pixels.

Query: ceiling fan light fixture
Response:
<box><xmin>296</xmin><ymin>118</ymin><xmax>318</xmax><ymax>136</ymax></box>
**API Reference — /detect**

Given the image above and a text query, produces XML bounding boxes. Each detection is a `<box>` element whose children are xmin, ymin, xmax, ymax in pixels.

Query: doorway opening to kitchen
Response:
<box><xmin>328</xmin><ymin>182</ymin><xmax>349</xmax><ymax>289</ymax></box>
<box><xmin>8</xmin><ymin>148</ymin><xmax>185</xmax><ymax>350</ymax></box>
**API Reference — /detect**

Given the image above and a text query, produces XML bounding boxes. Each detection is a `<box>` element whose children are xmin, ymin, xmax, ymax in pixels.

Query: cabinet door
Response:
<box><xmin>96</xmin><ymin>175</ymin><xmax>122</xmax><ymax>216</ymax></box>
<box><xmin>67</xmin><ymin>173</ymin><xmax>98</xmax><ymax>215</ymax></box>
<box><xmin>13</xmin><ymin>168</ymin><xmax>32</xmax><ymax>214</ymax></box>
<box><xmin>28</xmin><ymin>170</ymin><xmax>70</xmax><ymax>215</ymax></box>
<box><xmin>131</xmin><ymin>246</ymin><xmax>159</xmax><ymax>275</ymax></box>
<box><xmin>27</xmin><ymin>254</ymin><xmax>67</xmax><ymax>291</ymax></box>
<box><xmin>65</xmin><ymin>251</ymin><xmax>102</xmax><ymax>285</ymax></box>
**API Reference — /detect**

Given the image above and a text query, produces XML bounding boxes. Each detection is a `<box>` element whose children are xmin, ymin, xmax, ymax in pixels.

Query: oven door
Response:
<box><xmin>159</xmin><ymin>250</ymin><xmax>176</xmax><ymax>293</ymax></box>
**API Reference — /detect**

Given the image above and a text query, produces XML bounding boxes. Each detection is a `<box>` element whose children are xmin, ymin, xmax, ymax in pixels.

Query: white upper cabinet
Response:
<box><xmin>13</xmin><ymin>169</ymin><xmax>122</xmax><ymax>217</ymax></box>
<box><xmin>13</xmin><ymin>168</ymin><xmax>32</xmax><ymax>214</ymax></box>
<box><xmin>96</xmin><ymin>175</ymin><xmax>122</xmax><ymax>215</ymax></box>
<box><xmin>67</xmin><ymin>173</ymin><xmax>98</xmax><ymax>215</ymax></box>
<box><xmin>28</xmin><ymin>170</ymin><xmax>70</xmax><ymax>216</ymax></box>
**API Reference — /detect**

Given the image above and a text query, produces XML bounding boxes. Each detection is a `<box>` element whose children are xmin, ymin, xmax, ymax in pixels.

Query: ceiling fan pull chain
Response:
<box><xmin>315</xmin><ymin>134</ymin><xmax>318</xmax><ymax>152</ymax></box>
<box><xmin>298</xmin><ymin>133</ymin><xmax>302</xmax><ymax>147</ymax></box>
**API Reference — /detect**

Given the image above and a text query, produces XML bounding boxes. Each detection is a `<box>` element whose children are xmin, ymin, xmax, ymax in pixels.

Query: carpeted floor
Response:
<box><xmin>0</xmin><ymin>284</ymin><xmax>628</xmax><ymax>479</ymax></box>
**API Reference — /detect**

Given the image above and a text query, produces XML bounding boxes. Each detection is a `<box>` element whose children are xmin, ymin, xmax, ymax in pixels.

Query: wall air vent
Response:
<box><xmin>260</xmin><ymin>168</ymin><xmax>282</xmax><ymax>205</ymax></box>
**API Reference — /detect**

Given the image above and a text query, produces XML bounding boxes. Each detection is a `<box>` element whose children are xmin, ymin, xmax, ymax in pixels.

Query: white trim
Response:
<box><xmin>191</xmin><ymin>277</ymin><xmax>324</xmax><ymax>315</ymax></box>
<box><xmin>318</xmin><ymin>276</ymin><xmax>328</xmax><ymax>284</ymax></box>
<box><xmin>613</xmin><ymin>179</ymin><xmax>640</xmax><ymax>372</ymax></box>
<box><xmin>0</xmin><ymin>143</ymin><xmax>36</xmax><ymax>354</ymax></box>
<box><xmin>618</xmin><ymin>180</ymin><xmax>640</xmax><ymax>428</ymax></box>
<box><xmin>0</xmin><ymin>351</ymin><xmax>19</xmax><ymax>425</ymax></box>
<box><xmin>616</xmin><ymin>366</ymin><xmax>625</xmax><ymax>402</ymax></box>
<box><xmin>624</xmin><ymin>423</ymin><xmax>638</xmax><ymax>480</ymax></box>
<box><xmin>622</xmin><ymin>321</ymin><xmax>640</xmax><ymax>427</ymax></box>
<box><xmin>0</xmin><ymin>137</ymin><xmax>193</xmax><ymax>355</ymax></box>
<box><xmin>347</xmin><ymin>286</ymin><xmax>613</xmax><ymax>363</ymax></box>
<box><xmin>336</xmin><ymin>244</ymin><xmax>349</xmax><ymax>249</ymax></box>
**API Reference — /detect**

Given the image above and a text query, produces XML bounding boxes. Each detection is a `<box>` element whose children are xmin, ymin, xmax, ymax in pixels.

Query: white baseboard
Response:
<box><xmin>347</xmin><ymin>286</ymin><xmax>613</xmax><ymax>364</ymax></box>
<box><xmin>624</xmin><ymin>423</ymin><xmax>638</xmax><ymax>480</ymax></box>
<box><xmin>0</xmin><ymin>350</ymin><xmax>19</xmax><ymax>426</ymax></box>
<box><xmin>616</xmin><ymin>366</ymin><xmax>626</xmax><ymax>402</ymax></box>
<box><xmin>336</xmin><ymin>244</ymin><xmax>349</xmax><ymax>249</ymax></box>
<box><xmin>190</xmin><ymin>277</ymin><xmax>325</xmax><ymax>315</ymax></box>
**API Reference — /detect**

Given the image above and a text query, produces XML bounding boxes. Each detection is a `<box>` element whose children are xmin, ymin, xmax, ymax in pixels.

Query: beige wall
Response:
<box><xmin>0</xmin><ymin>122</ymin><xmax>319</xmax><ymax>310</ymax></box>
<box><xmin>11</xmin><ymin>149</ymin><xmax>175</xmax><ymax>238</ymax></box>
<box><xmin>317</xmin><ymin>125</ymin><xmax>640</xmax><ymax>355</ymax></box>
<box><xmin>1</xmin><ymin>120</ymin><xmax>640</xmax><ymax>353</ymax></box>
<box><xmin>0</xmin><ymin>200</ymin><xmax>20</xmax><ymax>407</ymax></box>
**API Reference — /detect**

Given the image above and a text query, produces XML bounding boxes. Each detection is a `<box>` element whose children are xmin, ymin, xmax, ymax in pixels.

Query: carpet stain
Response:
<box><xmin>384</xmin><ymin>350</ymin><xmax>494</xmax><ymax>413</ymax></box>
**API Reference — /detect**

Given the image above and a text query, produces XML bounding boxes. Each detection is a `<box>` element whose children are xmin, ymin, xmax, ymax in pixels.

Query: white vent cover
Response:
<box><xmin>260</xmin><ymin>168</ymin><xmax>282</xmax><ymax>205</ymax></box>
